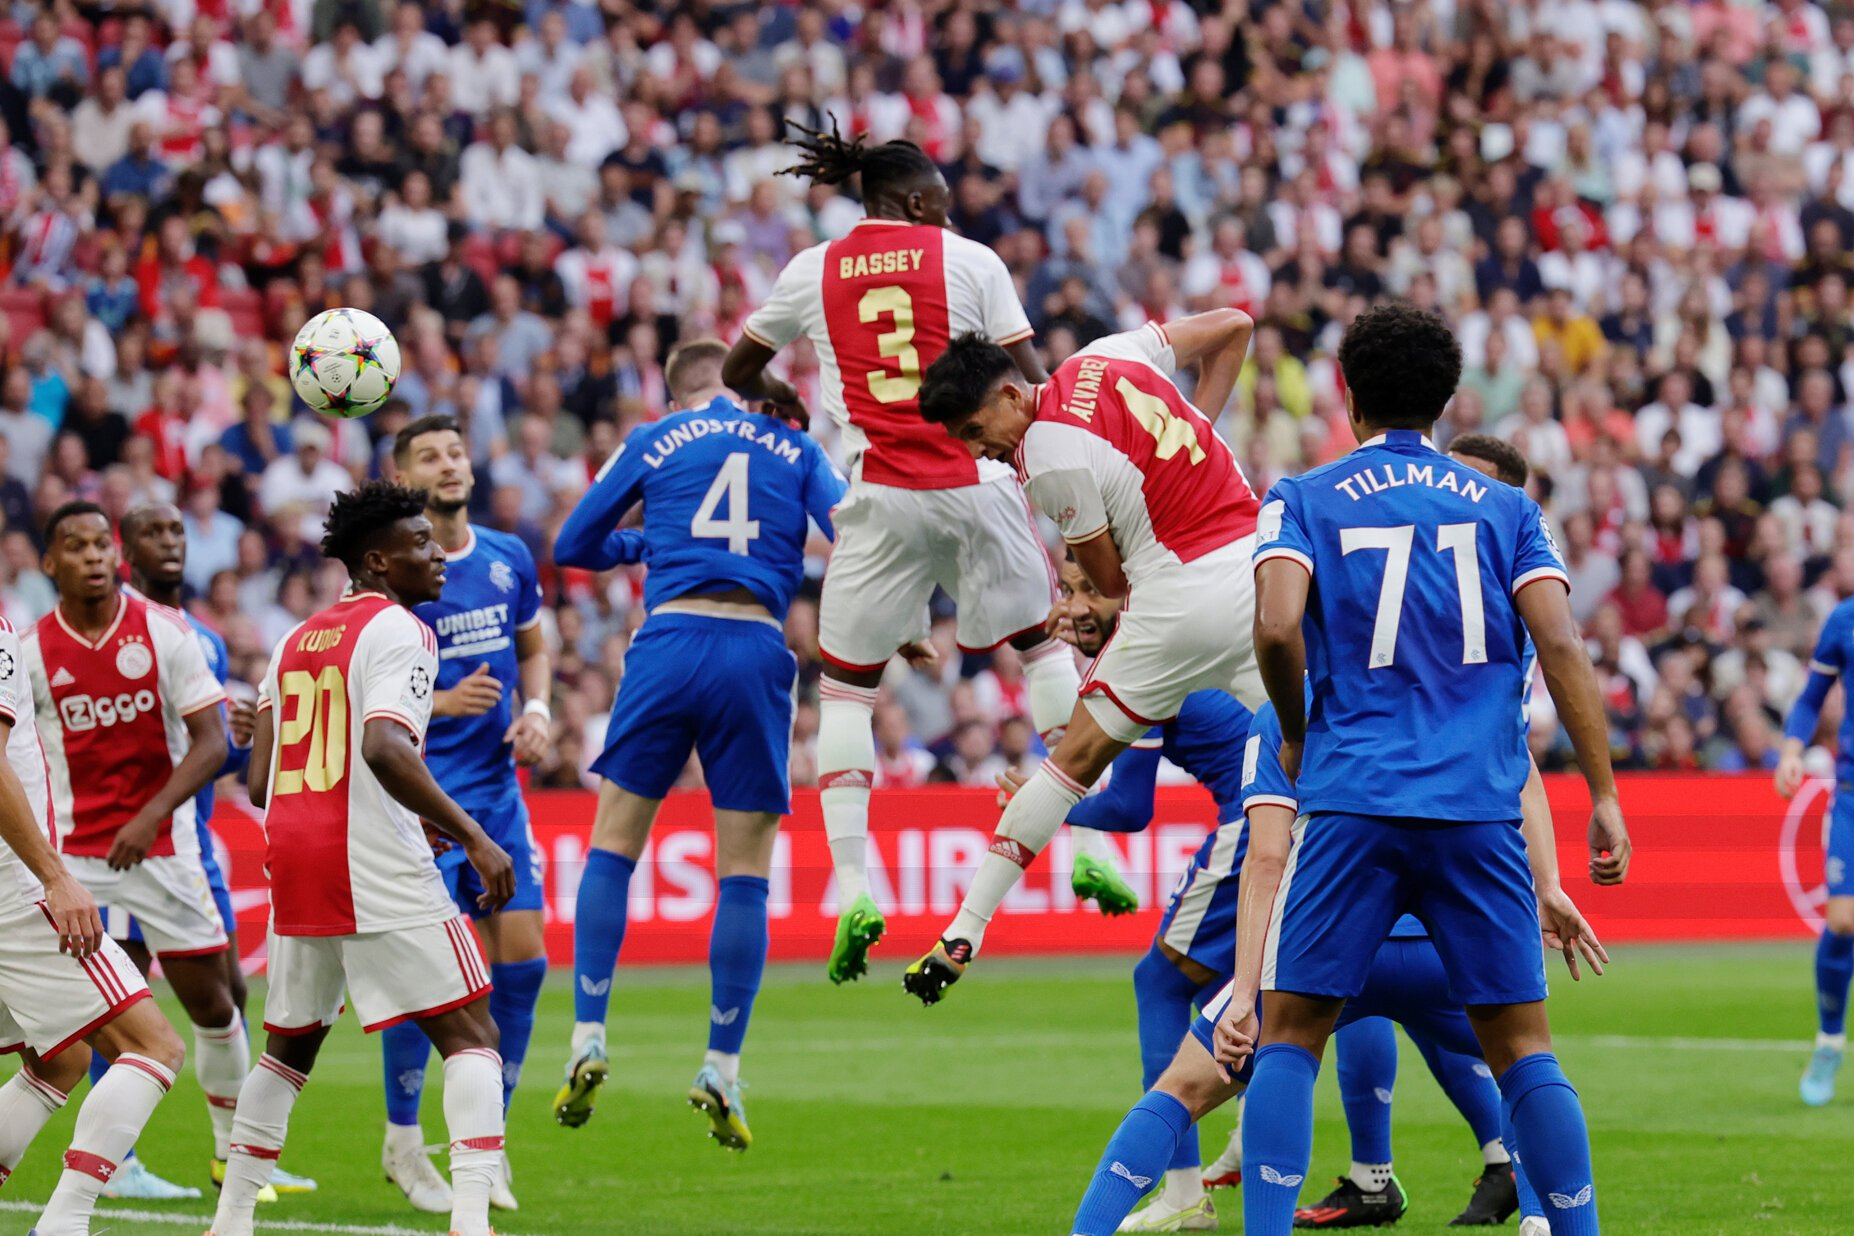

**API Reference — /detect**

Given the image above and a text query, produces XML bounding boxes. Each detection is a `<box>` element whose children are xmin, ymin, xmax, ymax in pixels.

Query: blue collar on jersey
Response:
<box><xmin>1360</xmin><ymin>430</ymin><xmax>1440</xmax><ymax>452</ymax></box>
<box><xmin>690</xmin><ymin>394</ymin><xmax>751</xmax><ymax>419</ymax></box>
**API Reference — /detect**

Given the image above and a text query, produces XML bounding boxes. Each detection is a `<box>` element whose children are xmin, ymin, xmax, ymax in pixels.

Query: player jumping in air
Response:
<box><xmin>1230</xmin><ymin>304</ymin><xmax>1626</xmax><ymax>1236</ymax></box>
<box><xmin>905</xmin><ymin>312</ymin><xmax>1265</xmax><ymax>1003</ymax></box>
<box><xmin>99</xmin><ymin>503</ymin><xmax>317</xmax><ymax>1202</ymax></box>
<box><xmin>207</xmin><ymin>482</ymin><xmax>514</xmax><ymax>1236</ymax></box>
<box><xmin>721</xmin><ymin>120</ymin><xmax>1114</xmax><ymax>985</ymax></box>
<box><xmin>23</xmin><ymin>503</ymin><xmax>249</xmax><ymax>1197</ymax></box>
<box><xmin>551</xmin><ymin>340</ymin><xmax>847</xmax><ymax>1146</ymax></box>
<box><xmin>378</xmin><ymin>415</ymin><xmax>553</xmax><ymax>1213</ymax></box>
<box><xmin>1777</xmin><ymin>586</ymin><xmax>1854</xmax><ymax>1104</ymax></box>
<box><xmin>0</xmin><ymin>607</ymin><xmax>188</xmax><ymax>1236</ymax></box>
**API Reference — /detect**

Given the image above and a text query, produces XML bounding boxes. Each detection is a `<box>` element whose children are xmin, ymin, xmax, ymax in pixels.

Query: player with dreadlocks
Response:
<box><xmin>722</xmin><ymin>119</ymin><xmax>1130</xmax><ymax>988</ymax></box>
<box><xmin>206</xmin><ymin>482</ymin><xmax>513</xmax><ymax>1236</ymax></box>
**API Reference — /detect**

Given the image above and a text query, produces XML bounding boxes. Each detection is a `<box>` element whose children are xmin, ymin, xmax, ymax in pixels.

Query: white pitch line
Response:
<box><xmin>0</xmin><ymin>1198</ymin><xmax>551</xmax><ymax>1236</ymax></box>
<box><xmin>1558</xmin><ymin>1033</ymin><xmax>1807</xmax><ymax>1054</ymax></box>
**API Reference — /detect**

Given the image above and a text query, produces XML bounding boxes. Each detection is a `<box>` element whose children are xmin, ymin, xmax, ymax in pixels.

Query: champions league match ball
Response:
<box><xmin>289</xmin><ymin>307</ymin><xmax>402</xmax><ymax>419</ymax></box>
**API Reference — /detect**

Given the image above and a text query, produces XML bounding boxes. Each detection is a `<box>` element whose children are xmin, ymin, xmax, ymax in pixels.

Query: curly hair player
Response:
<box><xmin>206</xmin><ymin>482</ymin><xmax>515</xmax><ymax>1236</ymax></box>
<box><xmin>722</xmin><ymin>120</ymin><xmax>1132</xmax><ymax>983</ymax></box>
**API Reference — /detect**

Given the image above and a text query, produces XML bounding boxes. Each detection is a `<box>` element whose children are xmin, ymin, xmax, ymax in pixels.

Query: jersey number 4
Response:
<box><xmin>859</xmin><ymin>286</ymin><xmax>921</xmax><ymax>403</ymax></box>
<box><xmin>691</xmin><ymin>452</ymin><xmax>761</xmax><ymax>555</ymax></box>
<box><xmin>274</xmin><ymin>666</ymin><xmax>348</xmax><ymax>795</ymax></box>
<box><xmin>1340</xmin><ymin>524</ymin><xmax>1486</xmax><ymax>668</ymax></box>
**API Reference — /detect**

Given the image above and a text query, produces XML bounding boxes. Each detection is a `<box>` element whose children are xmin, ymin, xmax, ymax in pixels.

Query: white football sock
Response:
<box><xmin>384</xmin><ymin>1120</ymin><xmax>425</xmax><ymax>1153</ymax></box>
<box><xmin>947</xmin><ymin>762</ymin><xmax>1086</xmax><ymax>950</ymax></box>
<box><xmin>1021</xmin><ymin>637</ymin><xmax>1081</xmax><ymax>747</ymax></box>
<box><xmin>0</xmin><ymin>1067</ymin><xmax>68</xmax><ymax>1183</ymax></box>
<box><xmin>704</xmin><ymin>1049</ymin><xmax>740</xmax><ymax>1085</ymax></box>
<box><xmin>212</xmin><ymin>1054</ymin><xmax>306</xmax><ymax>1236</ymax></box>
<box><xmin>818</xmin><ymin>679</ymin><xmax>878</xmax><ymax>906</ymax></box>
<box><xmin>1162</xmin><ymin>1166</ymin><xmax>1206</xmax><ymax>1208</ymax></box>
<box><xmin>1482</xmin><ymin>1138</ymin><xmax>1511</xmax><ymax>1167</ymax></box>
<box><xmin>571</xmin><ymin>1021</ymin><xmax>605</xmax><ymax>1053</ymax></box>
<box><xmin>195</xmin><ymin>1013</ymin><xmax>250</xmax><ymax>1160</ymax></box>
<box><xmin>1348</xmin><ymin>1161</ymin><xmax>1394</xmax><ymax>1192</ymax></box>
<box><xmin>443</xmin><ymin>1048</ymin><xmax>505</xmax><ymax>1236</ymax></box>
<box><xmin>39</xmin><ymin>1054</ymin><xmax>174</xmax><ymax>1236</ymax></box>
<box><xmin>1817</xmin><ymin>1031</ymin><xmax>1848</xmax><ymax>1051</ymax></box>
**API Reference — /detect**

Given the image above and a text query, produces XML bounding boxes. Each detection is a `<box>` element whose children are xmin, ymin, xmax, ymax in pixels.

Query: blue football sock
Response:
<box><xmin>1132</xmin><ymin>945</ymin><xmax>1209</xmax><ymax>1171</ymax></box>
<box><xmin>707</xmin><ymin>875</ymin><xmax>769</xmax><ymax>1056</ymax></box>
<box><xmin>1500</xmin><ymin>1053</ymin><xmax>1598</xmax><ymax>1235</ymax></box>
<box><xmin>1242</xmin><ymin>1043</ymin><xmax>1319</xmax><ymax>1236</ymax></box>
<box><xmin>1502</xmin><ymin>1105</ymin><xmax>1544</xmax><ymax>1220</ymax></box>
<box><xmin>381</xmin><ymin>1021</ymin><xmax>432</xmax><ymax>1127</ymax></box>
<box><xmin>1415</xmin><ymin>1038</ymin><xmax>1504</xmax><ymax>1149</ymax></box>
<box><xmin>1334</xmin><ymin>1018</ymin><xmax>1397</xmax><ymax>1164</ymax></box>
<box><xmin>1816</xmin><ymin>931</ymin><xmax>1854</xmax><ymax>1036</ymax></box>
<box><xmin>489</xmin><ymin>958</ymin><xmax>547</xmax><ymax>1113</ymax></box>
<box><xmin>1070</xmin><ymin>1090</ymin><xmax>1194</xmax><ymax>1236</ymax></box>
<box><xmin>573</xmin><ymin>849</ymin><xmax>636</xmax><ymax>1025</ymax></box>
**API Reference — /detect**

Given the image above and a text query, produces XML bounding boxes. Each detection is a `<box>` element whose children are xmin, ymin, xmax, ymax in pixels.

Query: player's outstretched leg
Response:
<box><xmin>818</xmin><ymin>676</ymin><xmax>884</xmax><ymax>983</ymax></box>
<box><xmin>691</xmin><ymin>867</ymin><xmax>770</xmax><ymax>1151</ymax></box>
<box><xmin>558</xmin><ymin>838</ymin><xmax>633</xmax><ymax>1127</ymax></box>
<box><xmin>1803</xmin><ymin>910</ymin><xmax>1853</xmax><ymax>1105</ymax></box>
<box><xmin>380</xmin><ymin>1023</ymin><xmax>453</xmax><ymax>1213</ymax></box>
<box><xmin>1295</xmin><ymin>1019</ymin><xmax>1407</xmax><ymax>1229</ymax></box>
<box><xmin>905</xmin><ymin>704</ymin><xmax>1122</xmax><ymax>1005</ymax></box>
<box><xmin>1118</xmin><ymin>946</ymin><xmax>1219</xmax><ymax>1230</ymax></box>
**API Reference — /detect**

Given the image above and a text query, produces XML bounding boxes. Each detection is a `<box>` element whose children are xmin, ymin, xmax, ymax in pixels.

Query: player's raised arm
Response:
<box><xmin>1160</xmin><ymin>309</ymin><xmax>1254</xmax><ymax>419</ymax></box>
<box><xmin>1064</xmin><ymin>742</ymin><xmax>1163</xmax><ymax>833</ymax></box>
<box><xmin>1514</xmin><ymin>574</ymin><xmax>1630</xmax><ymax>885</ymax></box>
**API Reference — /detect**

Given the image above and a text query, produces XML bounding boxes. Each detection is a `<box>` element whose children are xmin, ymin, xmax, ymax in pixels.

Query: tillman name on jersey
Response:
<box><xmin>1333</xmin><ymin>462</ymin><xmax>1490</xmax><ymax>504</ymax></box>
<box><xmin>838</xmin><ymin>249</ymin><xmax>927</xmax><ymax>279</ymax></box>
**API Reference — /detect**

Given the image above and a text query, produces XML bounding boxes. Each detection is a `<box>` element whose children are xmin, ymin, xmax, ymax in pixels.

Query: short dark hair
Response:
<box><xmin>393</xmin><ymin>414</ymin><xmax>462</xmax><ymax>467</ymax></box>
<box><xmin>1446</xmin><ymin>434</ymin><xmax>1529</xmax><ymax>487</ymax></box>
<box><xmin>780</xmin><ymin>115</ymin><xmax>939</xmax><ymax>202</ymax></box>
<box><xmin>919</xmin><ymin>333</ymin><xmax>1017</xmax><ymax>427</ymax></box>
<box><xmin>43</xmin><ymin>500</ymin><xmax>107</xmax><ymax>545</ymax></box>
<box><xmin>321</xmin><ymin>481</ymin><xmax>428</xmax><ymax>572</ymax></box>
<box><xmin>665</xmin><ymin>339</ymin><xmax>729</xmax><ymax>406</ymax></box>
<box><xmin>1337</xmin><ymin>303</ymin><xmax>1463</xmax><ymax>430</ymax></box>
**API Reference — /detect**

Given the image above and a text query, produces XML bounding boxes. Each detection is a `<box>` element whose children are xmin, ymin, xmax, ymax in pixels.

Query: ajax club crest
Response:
<box><xmin>115</xmin><ymin>637</ymin><xmax>154</xmax><ymax>680</ymax></box>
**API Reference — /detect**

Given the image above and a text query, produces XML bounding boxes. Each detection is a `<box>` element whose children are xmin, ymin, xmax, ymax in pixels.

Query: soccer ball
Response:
<box><xmin>289</xmin><ymin>308</ymin><xmax>401</xmax><ymax>419</ymax></box>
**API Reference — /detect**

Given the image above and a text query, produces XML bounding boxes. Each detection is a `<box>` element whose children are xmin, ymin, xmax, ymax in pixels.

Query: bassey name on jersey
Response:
<box><xmin>640</xmin><ymin>417</ymin><xmax>807</xmax><ymax>469</ymax></box>
<box><xmin>1332</xmin><ymin>462</ymin><xmax>1491</xmax><ymax>504</ymax></box>
<box><xmin>435</xmin><ymin>604</ymin><xmax>512</xmax><ymax>659</ymax></box>
<box><xmin>837</xmin><ymin>248</ymin><xmax>926</xmax><ymax>279</ymax></box>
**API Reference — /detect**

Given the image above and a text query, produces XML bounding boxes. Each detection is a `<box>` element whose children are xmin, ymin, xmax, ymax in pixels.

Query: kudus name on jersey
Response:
<box><xmin>60</xmin><ymin>689</ymin><xmax>158</xmax><ymax>731</ymax></box>
<box><xmin>1332</xmin><ymin>461</ymin><xmax>1490</xmax><ymax>504</ymax></box>
<box><xmin>630</xmin><ymin>417</ymin><xmax>807</xmax><ymax>471</ymax></box>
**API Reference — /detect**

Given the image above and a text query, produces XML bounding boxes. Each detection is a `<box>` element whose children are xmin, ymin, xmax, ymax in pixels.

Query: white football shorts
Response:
<box><xmin>262</xmin><ymin>914</ymin><xmax>491</xmax><ymax>1036</ymax></box>
<box><xmin>0</xmin><ymin>898</ymin><xmax>151</xmax><ymax>1058</ymax></box>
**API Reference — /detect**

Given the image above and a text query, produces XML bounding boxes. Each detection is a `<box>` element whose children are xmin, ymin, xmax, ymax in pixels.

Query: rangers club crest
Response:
<box><xmin>115</xmin><ymin>638</ymin><xmax>153</xmax><ymax>679</ymax></box>
<box><xmin>489</xmin><ymin>561</ymin><xmax>516</xmax><ymax>594</ymax></box>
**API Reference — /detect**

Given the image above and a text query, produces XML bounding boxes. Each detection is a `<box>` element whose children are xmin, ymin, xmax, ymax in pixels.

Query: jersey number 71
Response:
<box><xmin>1340</xmin><ymin>523</ymin><xmax>1487</xmax><ymax>668</ymax></box>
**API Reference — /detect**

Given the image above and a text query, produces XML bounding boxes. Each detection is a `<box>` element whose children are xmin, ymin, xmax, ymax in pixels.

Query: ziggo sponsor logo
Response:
<box><xmin>59</xmin><ymin>689</ymin><xmax>158</xmax><ymax>731</ymax></box>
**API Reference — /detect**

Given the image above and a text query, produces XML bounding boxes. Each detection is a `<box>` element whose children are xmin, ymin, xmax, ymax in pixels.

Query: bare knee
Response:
<box><xmin>1826</xmin><ymin>897</ymin><xmax>1854</xmax><ymax>937</ymax></box>
<box><xmin>94</xmin><ymin>1001</ymin><xmax>188</xmax><ymax>1074</ymax></box>
<box><xmin>1154</xmin><ymin>1038</ymin><xmax>1243</xmax><ymax>1121</ymax></box>
<box><xmin>422</xmin><ymin>998</ymin><xmax>499</xmax><ymax>1057</ymax></box>
<box><xmin>1050</xmin><ymin>709</ymin><xmax>1126</xmax><ymax>786</ymax></box>
<box><xmin>26</xmin><ymin>1044</ymin><xmax>91</xmax><ymax>1094</ymax></box>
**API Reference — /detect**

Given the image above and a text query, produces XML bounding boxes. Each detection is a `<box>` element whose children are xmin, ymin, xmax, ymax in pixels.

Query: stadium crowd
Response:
<box><xmin>0</xmin><ymin>0</ymin><xmax>1845</xmax><ymax>788</ymax></box>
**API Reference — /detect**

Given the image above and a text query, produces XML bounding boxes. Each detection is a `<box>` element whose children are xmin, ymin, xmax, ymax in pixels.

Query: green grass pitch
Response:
<box><xmin>1</xmin><ymin>942</ymin><xmax>1848</xmax><ymax>1235</ymax></box>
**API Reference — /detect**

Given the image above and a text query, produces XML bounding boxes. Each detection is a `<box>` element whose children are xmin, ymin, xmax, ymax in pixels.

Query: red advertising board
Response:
<box><xmin>204</xmin><ymin>773</ymin><xmax>1835</xmax><ymax>972</ymax></box>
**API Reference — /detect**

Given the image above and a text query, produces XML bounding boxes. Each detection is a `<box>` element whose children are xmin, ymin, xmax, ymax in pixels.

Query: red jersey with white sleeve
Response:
<box><xmin>23</xmin><ymin>592</ymin><xmax>224</xmax><ymax>860</ymax></box>
<box><xmin>259</xmin><ymin>591</ymin><xmax>453</xmax><ymax>937</ymax></box>
<box><xmin>741</xmin><ymin>218</ymin><xmax>1034</xmax><ymax>490</ymax></box>
<box><xmin>0</xmin><ymin>617</ymin><xmax>54</xmax><ymax>907</ymax></box>
<box><xmin>1015</xmin><ymin>323</ymin><xmax>1261</xmax><ymax>586</ymax></box>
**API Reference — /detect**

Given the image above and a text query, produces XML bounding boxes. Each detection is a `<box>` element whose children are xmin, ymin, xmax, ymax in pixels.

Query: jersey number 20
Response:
<box><xmin>274</xmin><ymin>666</ymin><xmax>348</xmax><ymax>795</ymax></box>
<box><xmin>1340</xmin><ymin>523</ymin><xmax>1486</xmax><ymax>668</ymax></box>
<box><xmin>691</xmin><ymin>453</ymin><xmax>761</xmax><ymax>555</ymax></box>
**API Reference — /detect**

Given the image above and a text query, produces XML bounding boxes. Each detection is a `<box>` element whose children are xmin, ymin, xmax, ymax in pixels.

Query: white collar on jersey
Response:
<box><xmin>1360</xmin><ymin>431</ymin><xmax>1440</xmax><ymax>452</ymax></box>
<box><xmin>442</xmin><ymin>526</ymin><xmax>477</xmax><ymax>563</ymax></box>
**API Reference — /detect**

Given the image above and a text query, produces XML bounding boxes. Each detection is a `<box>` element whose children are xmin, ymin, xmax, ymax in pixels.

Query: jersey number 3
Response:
<box><xmin>1340</xmin><ymin>524</ymin><xmax>1486</xmax><ymax>669</ymax></box>
<box><xmin>691</xmin><ymin>452</ymin><xmax>761</xmax><ymax>555</ymax></box>
<box><xmin>859</xmin><ymin>286</ymin><xmax>920</xmax><ymax>403</ymax></box>
<box><xmin>274</xmin><ymin>666</ymin><xmax>348</xmax><ymax>795</ymax></box>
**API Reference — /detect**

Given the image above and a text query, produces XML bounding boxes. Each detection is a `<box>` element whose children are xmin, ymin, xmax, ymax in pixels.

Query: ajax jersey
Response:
<box><xmin>0</xmin><ymin>617</ymin><xmax>52</xmax><ymax>908</ymax></box>
<box><xmin>742</xmin><ymin>219</ymin><xmax>1033</xmax><ymax>490</ymax></box>
<box><xmin>259</xmin><ymin>592</ymin><xmax>452</xmax><ymax>936</ymax></box>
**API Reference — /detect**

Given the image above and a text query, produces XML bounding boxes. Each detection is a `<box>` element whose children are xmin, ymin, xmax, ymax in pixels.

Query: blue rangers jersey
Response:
<box><xmin>1253</xmin><ymin>431</ymin><xmax>1567</xmax><ymax>822</ymax></box>
<box><xmin>415</xmin><ymin>525</ymin><xmax>543</xmax><ymax>806</ymax></box>
<box><xmin>1784</xmin><ymin>596</ymin><xmax>1854</xmax><ymax>781</ymax></box>
<box><xmin>1068</xmin><ymin>689</ymin><xmax>1252</xmax><ymax>832</ymax></box>
<box><xmin>555</xmin><ymin>396</ymin><xmax>846</xmax><ymax>620</ymax></box>
<box><xmin>184</xmin><ymin>611</ymin><xmax>247</xmax><ymax>829</ymax></box>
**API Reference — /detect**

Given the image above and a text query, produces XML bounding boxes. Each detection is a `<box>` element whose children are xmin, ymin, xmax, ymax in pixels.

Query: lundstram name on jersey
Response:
<box><xmin>25</xmin><ymin>593</ymin><xmax>223</xmax><ymax>859</ymax></box>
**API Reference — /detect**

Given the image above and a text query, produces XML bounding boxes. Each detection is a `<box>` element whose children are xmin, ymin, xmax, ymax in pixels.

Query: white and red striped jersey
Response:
<box><xmin>1015</xmin><ymin>324</ymin><xmax>1261</xmax><ymax>583</ymax></box>
<box><xmin>0</xmin><ymin>618</ymin><xmax>53</xmax><ymax>908</ymax></box>
<box><xmin>741</xmin><ymin>218</ymin><xmax>1033</xmax><ymax>491</ymax></box>
<box><xmin>258</xmin><ymin>592</ymin><xmax>451</xmax><ymax>937</ymax></box>
<box><xmin>24</xmin><ymin>593</ymin><xmax>223</xmax><ymax>861</ymax></box>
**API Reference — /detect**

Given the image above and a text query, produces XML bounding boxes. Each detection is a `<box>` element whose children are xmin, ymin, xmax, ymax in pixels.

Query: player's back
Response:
<box><xmin>1023</xmin><ymin>323</ymin><xmax>1261</xmax><ymax>582</ymax></box>
<box><xmin>1810</xmin><ymin>596</ymin><xmax>1854</xmax><ymax>774</ymax></box>
<box><xmin>561</xmin><ymin>396</ymin><xmax>844</xmax><ymax>620</ymax></box>
<box><xmin>0</xmin><ymin>616</ymin><xmax>51</xmax><ymax>905</ymax></box>
<box><xmin>1255</xmin><ymin>431</ymin><xmax>1566</xmax><ymax>821</ymax></box>
<box><xmin>261</xmin><ymin>591</ymin><xmax>450</xmax><ymax>936</ymax></box>
<box><xmin>743</xmin><ymin>221</ymin><xmax>1032</xmax><ymax>490</ymax></box>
